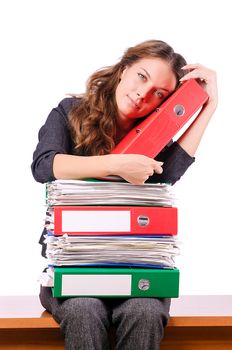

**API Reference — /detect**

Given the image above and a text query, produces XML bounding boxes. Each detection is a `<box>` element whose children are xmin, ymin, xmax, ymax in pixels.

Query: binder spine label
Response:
<box><xmin>62</xmin><ymin>210</ymin><xmax>131</xmax><ymax>232</ymax></box>
<box><xmin>61</xmin><ymin>274</ymin><xmax>132</xmax><ymax>296</ymax></box>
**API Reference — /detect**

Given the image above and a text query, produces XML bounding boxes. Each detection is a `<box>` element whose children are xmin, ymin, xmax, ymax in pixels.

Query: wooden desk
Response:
<box><xmin>0</xmin><ymin>295</ymin><xmax>232</xmax><ymax>349</ymax></box>
<box><xmin>163</xmin><ymin>295</ymin><xmax>232</xmax><ymax>350</ymax></box>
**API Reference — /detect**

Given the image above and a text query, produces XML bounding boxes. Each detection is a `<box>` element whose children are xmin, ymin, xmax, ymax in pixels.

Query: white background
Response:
<box><xmin>0</xmin><ymin>0</ymin><xmax>231</xmax><ymax>296</ymax></box>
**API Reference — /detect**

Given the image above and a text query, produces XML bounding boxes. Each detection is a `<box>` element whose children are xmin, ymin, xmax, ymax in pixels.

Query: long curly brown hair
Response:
<box><xmin>69</xmin><ymin>40</ymin><xmax>187</xmax><ymax>156</ymax></box>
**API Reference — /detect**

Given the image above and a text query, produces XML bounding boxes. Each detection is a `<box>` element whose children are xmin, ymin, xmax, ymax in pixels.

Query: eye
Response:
<box><xmin>154</xmin><ymin>90</ymin><xmax>164</xmax><ymax>99</ymax></box>
<box><xmin>137</xmin><ymin>73</ymin><xmax>146</xmax><ymax>81</ymax></box>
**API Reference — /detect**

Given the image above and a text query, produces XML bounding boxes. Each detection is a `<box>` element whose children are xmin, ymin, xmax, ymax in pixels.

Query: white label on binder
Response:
<box><xmin>62</xmin><ymin>210</ymin><xmax>131</xmax><ymax>232</ymax></box>
<box><xmin>62</xmin><ymin>274</ymin><xmax>132</xmax><ymax>296</ymax></box>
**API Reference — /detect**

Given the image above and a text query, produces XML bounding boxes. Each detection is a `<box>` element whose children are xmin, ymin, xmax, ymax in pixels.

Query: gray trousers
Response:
<box><xmin>40</xmin><ymin>286</ymin><xmax>170</xmax><ymax>350</ymax></box>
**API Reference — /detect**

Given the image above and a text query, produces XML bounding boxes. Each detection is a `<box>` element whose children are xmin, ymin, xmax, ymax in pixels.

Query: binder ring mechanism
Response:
<box><xmin>138</xmin><ymin>279</ymin><xmax>150</xmax><ymax>291</ymax></box>
<box><xmin>137</xmin><ymin>215</ymin><xmax>150</xmax><ymax>227</ymax></box>
<box><xmin>173</xmin><ymin>104</ymin><xmax>185</xmax><ymax>116</ymax></box>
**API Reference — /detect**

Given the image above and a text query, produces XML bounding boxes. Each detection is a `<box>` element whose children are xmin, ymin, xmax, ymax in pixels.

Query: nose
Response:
<box><xmin>136</xmin><ymin>85</ymin><xmax>152</xmax><ymax>100</ymax></box>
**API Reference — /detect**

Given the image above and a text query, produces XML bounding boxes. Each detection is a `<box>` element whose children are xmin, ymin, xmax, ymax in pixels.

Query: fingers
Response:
<box><xmin>179</xmin><ymin>63</ymin><xmax>218</xmax><ymax>109</ymax></box>
<box><xmin>145</xmin><ymin>160</ymin><xmax>163</xmax><ymax>176</ymax></box>
<box><xmin>180</xmin><ymin>63</ymin><xmax>216</xmax><ymax>84</ymax></box>
<box><xmin>134</xmin><ymin>160</ymin><xmax>163</xmax><ymax>184</ymax></box>
<box><xmin>181</xmin><ymin>63</ymin><xmax>203</xmax><ymax>70</ymax></box>
<box><xmin>141</xmin><ymin>161</ymin><xmax>163</xmax><ymax>184</ymax></box>
<box><xmin>152</xmin><ymin>161</ymin><xmax>163</xmax><ymax>175</ymax></box>
<box><xmin>115</xmin><ymin>155</ymin><xmax>164</xmax><ymax>185</ymax></box>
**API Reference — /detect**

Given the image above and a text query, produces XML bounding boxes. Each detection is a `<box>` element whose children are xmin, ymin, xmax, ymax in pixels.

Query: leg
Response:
<box><xmin>111</xmin><ymin>297</ymin><xmax>170</xmax><ymax>350</ymax></box>
<box><xmin>40</xmin><ymin>286</ymin><xmax>111</xmax><ymax>350</ymax></box>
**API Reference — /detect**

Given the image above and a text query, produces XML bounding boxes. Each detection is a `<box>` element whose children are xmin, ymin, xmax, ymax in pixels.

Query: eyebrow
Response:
<box><xmin>139</xmin><ymin>67</ymin><xmax>171</xmax><ymax>93</ymax></box>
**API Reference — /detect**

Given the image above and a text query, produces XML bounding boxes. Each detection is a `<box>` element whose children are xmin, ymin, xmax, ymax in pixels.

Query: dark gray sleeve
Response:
<box><xmin>147</xmin><ymin>141</ymin><xmax>195</xmax><ymax>185</ymax></box>
<box><xmin>31</xmin><ymin>98</ymin><xmax>76</xmax><ymax>183</ymax></box>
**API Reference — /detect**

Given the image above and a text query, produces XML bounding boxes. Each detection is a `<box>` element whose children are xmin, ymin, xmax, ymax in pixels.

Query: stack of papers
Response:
<box><xmin>45</xmin><ymin>234</ymin><xmax>180</xmax><ymax>268</ymax></box>
<box><xmin>46</xmin><ymin>180</ymin><xmax>174</xmax><ymax>207</ymax></box>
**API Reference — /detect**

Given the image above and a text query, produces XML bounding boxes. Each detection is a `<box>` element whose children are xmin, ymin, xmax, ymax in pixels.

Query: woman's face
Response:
<box><xmin>115</xmin><ymin>57</ymin><xmax>177</xmax><ymax>124</ymax></box>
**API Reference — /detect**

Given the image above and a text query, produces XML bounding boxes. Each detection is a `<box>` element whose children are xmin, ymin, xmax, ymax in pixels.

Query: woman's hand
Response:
<box><xmin>176</xmin><ymin>63</ymin><xmax>218</xmax><ymax>156</ymax></box>
<box><xmin>180</xmin><ymin>63</ymin><xmax>218</xmax><ymax>112</ymax></box>
<box><xmin>107</xmin><ymin>154</ymin><xmax>163</xmax><ymax>185</ymax></box>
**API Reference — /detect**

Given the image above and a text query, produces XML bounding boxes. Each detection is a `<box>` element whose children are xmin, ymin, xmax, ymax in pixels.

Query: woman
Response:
<box><xmin>32</xmin><ymin>40</ymin><xmax>217</xmax><ymax>350</ymax></box>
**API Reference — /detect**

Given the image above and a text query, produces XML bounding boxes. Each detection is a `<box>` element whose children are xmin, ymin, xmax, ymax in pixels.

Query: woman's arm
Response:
<box><xmin>177</xmin><ymin>64</ymin><xmax>218</xmax><ymax>156</ymax></box>
<box><xmin>32</xmin><ymin>98</ymin><xmax>163</xmax><ymax>185</ymax></box>
<box><xmin>53</xmin><ymin>153</ymin><xmax>164</xmax><ymax>185</ymax></box>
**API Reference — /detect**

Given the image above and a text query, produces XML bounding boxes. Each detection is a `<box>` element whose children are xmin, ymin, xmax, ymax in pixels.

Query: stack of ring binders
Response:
<box><xmin>44</xmin><ymin>179</ymin><xmax>180</xmax><ymax>298</ymax></box>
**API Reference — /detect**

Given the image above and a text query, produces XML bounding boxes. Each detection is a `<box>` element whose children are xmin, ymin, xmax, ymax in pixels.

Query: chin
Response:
<box><xmin>127</xmin><ymin>112</ymin><xmax>144</xmax><ymax>120</ymax></box>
